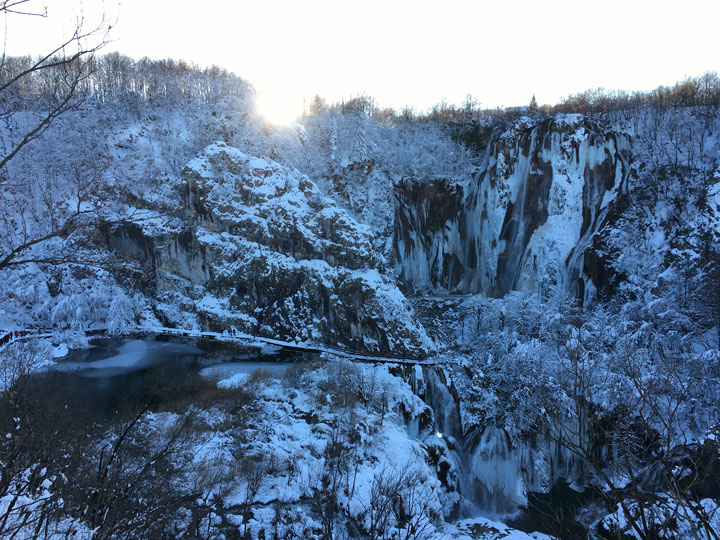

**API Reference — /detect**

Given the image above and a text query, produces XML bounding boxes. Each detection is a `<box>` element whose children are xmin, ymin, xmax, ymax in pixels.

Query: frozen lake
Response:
<box><xmin>39</xmin><ymin>338</ymin><xmax>315</xmax><ymax>422</ymax></box>
<box><xmin>52</xmin><ymin>339</ymin><xmax>297</xmax><ymax>378</ymax></box>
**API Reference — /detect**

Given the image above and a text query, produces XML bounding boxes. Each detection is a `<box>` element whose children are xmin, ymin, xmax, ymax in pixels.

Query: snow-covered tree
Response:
<box><xmin>0</xmin><ymin>1</ymin><xmax>111</xmax><ymax>270</ymax></box>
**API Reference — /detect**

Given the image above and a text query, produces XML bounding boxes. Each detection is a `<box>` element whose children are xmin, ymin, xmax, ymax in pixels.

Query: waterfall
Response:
<box><xmin>423</xmin><ymin>367</ymin><xmax>485</xmax><ymax>517</ymax></box>
<box><xmin>394</xmin><ymin>116</ymin><xmax>630</xmax><ymax>300</ymax></box>
<box><xmin>421</xmin><ymin>366</ymin><xmax>589</xmax><ymax>520</ymax></box>
<box><xmin>423</xmin><ymin>367</ymin><xmax>521</xmax><ymax>518</ymax></box>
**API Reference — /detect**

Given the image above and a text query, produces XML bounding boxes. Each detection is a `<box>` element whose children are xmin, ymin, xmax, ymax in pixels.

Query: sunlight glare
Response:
<box><xmin>256</xmin><ymin>89</ymin><xmax>304</xmax><ymax>126</ymax></box>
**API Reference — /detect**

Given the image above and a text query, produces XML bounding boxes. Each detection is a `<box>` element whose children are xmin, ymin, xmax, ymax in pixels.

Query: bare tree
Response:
<box><xmin>360</xmin><ymin>465</ymin><xmax>438</xmax><ymax>540</ymax></box>
<box><xmin>305</xmin><ymin>422</ymin><xmax>351</xmax><ymax>540</ymax></box>
<box><xmin>0</xmin><ymin>0</ymin><xmax>111</xmax><ymax>271</ymax></box>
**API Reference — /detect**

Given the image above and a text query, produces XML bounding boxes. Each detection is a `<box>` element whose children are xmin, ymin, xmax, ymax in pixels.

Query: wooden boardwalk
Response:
<box><xmin>143</xmin><ymin>326</ymin><xmax>435</xmax><ymax>365</ymax></box>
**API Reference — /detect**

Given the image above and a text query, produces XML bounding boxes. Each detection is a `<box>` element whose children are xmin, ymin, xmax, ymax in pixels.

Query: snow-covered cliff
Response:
<box><xmin>107</xmin><ymin>142</ymin><xmax>432</xmax><ymax>357</ymax></box>
<box><xmin>395</xmin><ymin>116</ymin><xmax>630</xmax><ymax>302</ymax></box>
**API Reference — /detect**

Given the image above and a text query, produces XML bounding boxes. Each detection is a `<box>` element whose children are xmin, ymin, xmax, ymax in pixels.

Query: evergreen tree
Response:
<box><xmin>529</xmin><ymin>94</ymin><xmax>538</xmax><ymax>113</ymax></box>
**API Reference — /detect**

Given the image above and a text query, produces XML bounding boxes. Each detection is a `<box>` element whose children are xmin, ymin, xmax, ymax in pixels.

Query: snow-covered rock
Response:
<box><xmin>107</xmin><ymin>142</ymin><xmax>432</xmax><ymax>356</ymax></box>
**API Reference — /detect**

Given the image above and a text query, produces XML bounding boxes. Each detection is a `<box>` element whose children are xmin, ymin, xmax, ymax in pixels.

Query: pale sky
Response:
<box><xmin>4</xmin><ymin>0</ymin><xmax>720</xmax><ymax>123</ymax></box>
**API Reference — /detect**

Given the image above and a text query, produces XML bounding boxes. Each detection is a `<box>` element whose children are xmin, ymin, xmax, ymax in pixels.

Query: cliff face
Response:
<box><xmin>395</xmin><ymin>116</ymin><xmax>630</xmax><ymax>302</ymax></box>
<box><xmin>107</xmin><ymin>142</ymin><xmax>432</xmax><ymax>357</ymax></box>
<box><xmin>102</xmin><ymin>116</ymin><xmax>631</xmax><ymax>355</ymax></box>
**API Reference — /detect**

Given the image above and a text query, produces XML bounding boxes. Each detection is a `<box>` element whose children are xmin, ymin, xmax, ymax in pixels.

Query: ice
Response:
<box><xmin>200</xmin><ymin>361</ymin><xmax>291</xmax><ymax>381</ymax></box>
<box><xmin>395</xmin><ymin>115</ymin><xmax>629</xmax><ymax>299</ymax></box>
<box><xmin>259</xmin><ymin>343</ymin><xmax>283</xmax><ymax>355</ymax></box>
<box><xmin>53</xmin><ymin>340</ymin><xmax>149</xmax><ymax>375</ymax></box>
<box><xmin>52</xmin><ymin>340</ymin><xmax>204</xmax><ymax>377</ymax></box>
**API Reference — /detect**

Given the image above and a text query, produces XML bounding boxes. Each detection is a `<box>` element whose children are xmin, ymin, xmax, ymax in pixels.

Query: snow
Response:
<box><xmin>215</xmin><ymin>372</ymin><xmax>251</xmax><ymax>388</ymax></box>
<box><xmin>51</xmin><ymin>343</ymin><xmax>69</xmax><ymax>358</ymax></box>
<box><xmin>200</xmin><ymin>361</ymin><xmax>290</xmax><ymax>383</ymax></box>
<box><xmin>453</xmin><ymin>516</ymin><xmax>555</xmax><ymax>539</ymax></box>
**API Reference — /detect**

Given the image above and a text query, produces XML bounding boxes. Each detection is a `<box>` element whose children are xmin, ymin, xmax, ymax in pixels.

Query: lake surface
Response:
<box><xmin>36</xmin><ymin>338</ymin><xmax>315</xmax><ymax>423</ymax></box>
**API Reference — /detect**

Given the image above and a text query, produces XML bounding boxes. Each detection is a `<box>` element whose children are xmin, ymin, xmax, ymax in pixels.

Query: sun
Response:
<box><xmin>256</xmin><ymin>89</ymin><xmax>303</xmax><ymax>126</ymax></box>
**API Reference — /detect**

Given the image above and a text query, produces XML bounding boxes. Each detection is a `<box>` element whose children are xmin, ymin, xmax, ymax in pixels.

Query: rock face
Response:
<box><xmin>395</xmin><ymin>115</ymin><xmax>630</xmax><ymax>302</ymax></box>
<box><xmin>104</xmin><ymin>116</ymin><xmax>629</xmax><ymax>354</ymax></box>
<box><xmin>109</xmin><ymin>142</ymin><xmax>431</xmax><ymax>357</ymax></box>
<box><xmin>394</xmin><ymin>180</ymin><xmax>465</xmax><ymax>291</ymax></box>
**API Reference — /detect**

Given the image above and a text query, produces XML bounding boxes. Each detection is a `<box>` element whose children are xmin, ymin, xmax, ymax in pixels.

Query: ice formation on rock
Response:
<box><xmin>395</xmin><ymin>116</ymin><xmax>630</xmax><ymax>302</ymax></box>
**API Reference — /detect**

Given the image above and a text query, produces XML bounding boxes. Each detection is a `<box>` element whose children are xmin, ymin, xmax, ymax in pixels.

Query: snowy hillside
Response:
<box><xmin>108</xmin><ymin>140</ymin><xmax>432</xmax><ymax>356</ymax></box>
<box><xmin>1</xmin><ymin>57</ymin><xmax>719</xmax><ymax>540</ymax></box>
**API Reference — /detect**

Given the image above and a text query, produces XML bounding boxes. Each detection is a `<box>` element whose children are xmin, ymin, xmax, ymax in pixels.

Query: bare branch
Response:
<box><xmin>0</xmin><ymin>16</ymin><xmax>109</xmax><ymax>95</ymax></box>
<box><xmin>0</xmin><ymin>73</ymin><xmax>79</xmax><ymax>171</ymax></box>
<box><xmin>0</xmin><ymin>1</ymin><xmax>46</xmax><ymax>17</ymax></box>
